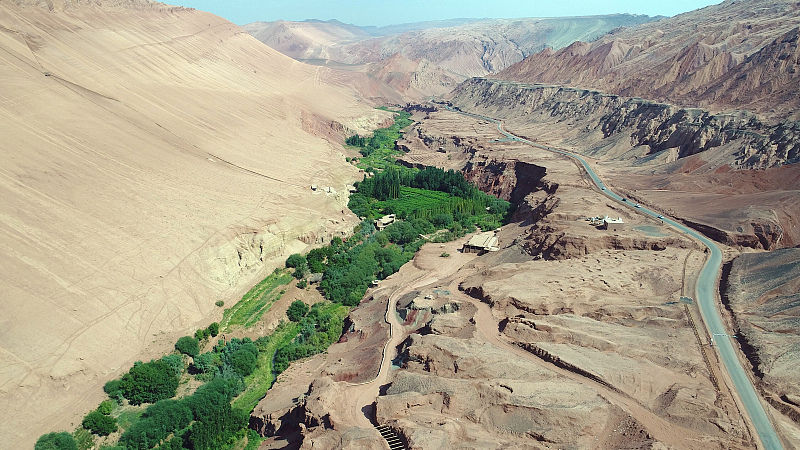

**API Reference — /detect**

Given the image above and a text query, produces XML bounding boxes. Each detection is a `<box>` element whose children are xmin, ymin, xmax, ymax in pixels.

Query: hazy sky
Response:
<box><xmin>171</xmin><ymin>0</ymin><xmax>723</xmax><ymax>26</ymax></box>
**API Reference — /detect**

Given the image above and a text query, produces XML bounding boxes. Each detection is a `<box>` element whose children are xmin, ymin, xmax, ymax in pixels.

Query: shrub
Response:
<box><xmin>103</xmin><ymin>379</ymin><xmax>123</xmax><ymax>401</ymax></box>
<box><xmin>82</xmin><ymin>410</ymin><xmax>117</xmax><ymax>436</ymax></box>
<box><xmin>97</xmin><ymin>400</ymin><xmax>114</xmax><ymax>415</ymax></box>
<box><xmin>160</xmin><ymin>354</ymin><xmax>184</xmax><ymax>377</ymax></box>
<box><xmin>119</xmin><ymin>359</ymin><xmax>179</xmax><ymax>405</ymax></box>
<box><xmin>215</xmin><ymin>300</ymin><xmax>224</xmax><ymax>307</ymax></box>
<box><xmin>119</xmin><ymin>399</ymin><xmax>192</xmax><ymax>449</ymax></box>
<box><xmin>286</xmin><ymin>301</ymin><xmax>309</xmax><ymax>322</ymax></box>
<box><xmin>440</xmin><ymin>252</ymin><xmax>450</xmax><ymax>258</ymax></box>
<box><xmin>175</xmin><ymin>336</ymin><xmax>200</xmax><ymax>357</ymax></box>
<box><xmin>195</xmin><ymin>328</ymin><xmax>209</xmax><ymax>341</ymax></box>
<box><xmin>35</xmin><ymin>432</ymin><xmax>77</xmax><ymax>450</ymax></box>
<box><xmin>285</xmin><ymin>254</ymin><xmax>306</xmax><ymax>269</ymax></box>
<box><xmin>207</xmin><ymin>322</ymin><xmax>219</xmax><ymax>337</ymax></box>
<box><xmin>297</xmin><ymin>279</ymin><xmax>308</xmax><ymax>289</ymax></box>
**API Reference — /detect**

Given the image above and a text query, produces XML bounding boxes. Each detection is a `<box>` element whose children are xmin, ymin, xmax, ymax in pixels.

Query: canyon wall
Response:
<box><xmin>451</xmin><ymin>78</ymin><xmax>800</xmax><ymax>170</ymax></box>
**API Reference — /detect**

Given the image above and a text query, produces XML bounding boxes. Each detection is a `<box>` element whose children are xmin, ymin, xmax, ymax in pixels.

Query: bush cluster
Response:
<box><xmin>274</xmin><ymin>303</ymin><xmax>346</xmax><ymax>373</ymax></box>
<box><xmin>35</xmin><ymin>432</ymin><xmax>77</xmax><ymax>450</ymax></box>
<box><xmin>117</xmin><ymin>359</ymin><xmax>180</xmax><ymax>406</ymax></box>
<box><xmin>286</xmin><ymin>300</ymin><xmax>309</xmax><ymax>322</ymax></box>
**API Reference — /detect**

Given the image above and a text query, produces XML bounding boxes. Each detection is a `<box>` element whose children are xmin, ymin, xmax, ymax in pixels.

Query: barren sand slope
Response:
<box><xmin>0</xmin><ymin>1</ymin><xmax>388</xmax><ymax>446</ymax></box>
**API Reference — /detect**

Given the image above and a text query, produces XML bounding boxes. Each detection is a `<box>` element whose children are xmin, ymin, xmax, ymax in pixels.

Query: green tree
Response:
<box><xmin>103</xmin><ymin>379</ymin><xmax>123</xmax><ymax>401</ymax></box>
<box><xmin>119</xmin><ymin>359</ymin><xmax>179</xmax><ymax>405</ymax></box>
<box><xmin>195</xmin><ymin>328</ymin><xmax>209</xmax><ymax>341</ymax></box>
<box><xmin>82</xmin><ymin>410</ymin><xmax>117</xmax><ymax>436</ymax></box>
<box><xmin>229</xmin><ymin>349</ymin><xmax>257</xmax><ymax>377</ymax></box>
<box><xmin>35</xmin><ymin>432</ymin><xmax>78</xmax><ymax>450</ymax></box>
<box><xmin>175</xmin><ymin>336</ymin><xmax>200</xmax><ymax>357</ymax></box>
<box><xmin>191</xmin><ymin>351</ymin><xmax>220</xmax><ymax>378</ymax></box>
<box><xmin>207</xmin><ymin>322</ymin><xmax>220</xmax><ymax>337</ymax></box>
<box><xmin>119</xmin><ymin>399</ymin><xmax>192</xmax><ymax>449</ymax></box>
<box><xmin>160</xmin><ymin>354</ymin><xmax>184</xmax><ymax>377</ymax></box>
<box><xmin>285</xmin><ymin>253</ymin><xmax>306</xmax><ymax>269</ymax></box>
<box><xmin>97</xmin><ymin>400</ymin><xmax>114</xmax><ymax>415</ymax></box>
<box><xmin>286</xmin><ymin>300</ymin><xmax>309</xmax><ymax>322</ymax></box>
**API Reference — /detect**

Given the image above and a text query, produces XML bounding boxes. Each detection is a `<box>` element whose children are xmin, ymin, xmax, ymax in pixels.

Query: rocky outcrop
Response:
<box><xmin>519</xmin><ymin>221</ymin><xmax>693</xmax><ymax>260</ymax></box>
<box><xmin>682</xmin><ymin>218</ymin><xmax>784</xmax><ymax>250</ymax></box>
<box><xmin>451</xmin><ymin>77</ymin><xmax>800</xmax><ymax>169</ymax></box>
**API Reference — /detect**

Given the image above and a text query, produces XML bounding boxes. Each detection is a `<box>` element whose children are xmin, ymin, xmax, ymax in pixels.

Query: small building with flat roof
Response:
<box><xmin>375</xmin><ymin>214</ymin><xmax>396</xmax><ymax>230</ymax></box>
<box><xmin>602</xmin><ymin>216</ymin><xmax>625</xmax><ymax>232</ymax></box>
<box><xmin>462</xmin><ymin>231</ymin><xmax>499</xmax><ymax>254</ymax></box>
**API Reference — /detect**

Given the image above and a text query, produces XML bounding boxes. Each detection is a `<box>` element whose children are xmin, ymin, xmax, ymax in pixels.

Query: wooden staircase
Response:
<box><xmin>376</xmin><ymin>425</ymin><xmax>407</xmax><ymax>450</ymax></box>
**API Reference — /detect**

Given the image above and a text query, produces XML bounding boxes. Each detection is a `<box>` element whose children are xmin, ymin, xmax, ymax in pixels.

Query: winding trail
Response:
<box><xmin>445</xmin><ymin>105</ymin><xmax>783</xmax><ymax>450</ymax></box>
<box><xmin>334</xmin><ymin>239</ymin><xmax>478</xmax><ymax>429</ymax></box>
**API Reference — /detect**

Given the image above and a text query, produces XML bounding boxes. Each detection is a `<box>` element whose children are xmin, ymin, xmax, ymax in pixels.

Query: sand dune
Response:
<box><xmin>0</xmin><ymin>1</ymin><xmax>387</xmax><ymax>445</ymax></box>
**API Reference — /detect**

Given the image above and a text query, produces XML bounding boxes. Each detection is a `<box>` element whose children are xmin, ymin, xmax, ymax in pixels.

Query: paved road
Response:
<box><xmin>445</xmin><ymin>106</ymin><xmax>783</xmax><ymax>450</ymax></box>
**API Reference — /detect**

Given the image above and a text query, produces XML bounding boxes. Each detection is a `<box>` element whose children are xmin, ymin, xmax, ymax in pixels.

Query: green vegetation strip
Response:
<box><xmin>232</xmin><ymin>321</ymin><xmax>300</xmax><ymax>413</ymax></box>
<box><xmin>221</xmin><ymin>269</ymin><xmax>292</xmax><ymax>331</ymax></box>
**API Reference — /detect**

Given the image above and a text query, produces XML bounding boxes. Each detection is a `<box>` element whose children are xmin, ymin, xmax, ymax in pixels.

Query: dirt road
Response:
<box><xmin>332</xmin><ymin>238</ymin><xmax>479</xmax><ymax>429</ymax></box>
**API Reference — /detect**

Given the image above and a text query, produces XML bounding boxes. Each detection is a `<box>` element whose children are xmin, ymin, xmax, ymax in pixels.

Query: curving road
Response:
<box><xmin>444</xmin><ymin>105</ymin><xmax>783</xmax><ymax>450</ymax></box>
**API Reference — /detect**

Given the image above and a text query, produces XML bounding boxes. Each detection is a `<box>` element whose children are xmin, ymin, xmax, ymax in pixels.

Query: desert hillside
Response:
<box><xmin>245</xmin><ymin>15</ymin><xmax>655</xmax><ymax>98</ymax></box>
<box><xmin>0</xmin><ymin>0</ymin><xmax>386</xmax><ymax>446</ymax></box>
<box><xmin>498</xmin><ymin>0</ymin><xmax>800</xmax><ymax>121</ymax></box>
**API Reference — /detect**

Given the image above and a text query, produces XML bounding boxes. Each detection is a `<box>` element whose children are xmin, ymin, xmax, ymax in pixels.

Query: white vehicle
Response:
<box><xmin>635</xmin><ymin>204</ymin><xmax>641</xmax><ymax>208</ymax></box>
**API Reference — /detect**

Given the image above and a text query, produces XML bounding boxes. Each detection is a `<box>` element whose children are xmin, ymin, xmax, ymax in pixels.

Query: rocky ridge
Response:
<box><xmin>498</xmin><ymin>0</ymin><xmax>800</xmax><ymax>122</ymax></box>
<box><xmin>246</xmin><ymin>15</ymin><xmax>656</xmax><ymax>98</ymax></box>
<box><xmin>451</xmin><ymin>78</ymin><xmax>800</xmax><ymax>170</ymax></box>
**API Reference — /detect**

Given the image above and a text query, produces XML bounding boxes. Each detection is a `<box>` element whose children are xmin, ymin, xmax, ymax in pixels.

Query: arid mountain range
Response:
<box><xmin>497</xmin><ymin>0</ymin><xmax>800</xmax><ymax>122</ymax></box>
<box><xmin>0</xmin><ymin>0</ymin><xmax>387</xmax><ymax>447</ymax></box>
<box><xmin>245</xmin><ymin>15</ymin><xmax>655</xmax><ymax>99</ymax></box>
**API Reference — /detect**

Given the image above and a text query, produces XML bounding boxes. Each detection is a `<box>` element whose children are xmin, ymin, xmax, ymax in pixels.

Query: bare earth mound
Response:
<box><xmin>0</xmin><ymin>0</ymin><xmax>388</xmax><ymax>446</ymax></box>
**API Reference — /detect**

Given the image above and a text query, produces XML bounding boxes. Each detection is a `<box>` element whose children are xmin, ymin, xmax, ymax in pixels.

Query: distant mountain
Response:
<box><xmin>496</xmin><ymin>0</ymin><xmax>800</xmax><ymax>121</ymax></box>
<box><xmin>244</xmin><ymin>14</ymin><xmax>657</xmax><ymax>98</ymax></box>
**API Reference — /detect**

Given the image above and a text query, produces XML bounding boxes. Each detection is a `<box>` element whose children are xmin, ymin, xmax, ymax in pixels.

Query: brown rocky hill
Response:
<box><xmin>497</xmin><ymin>0</ymin><xmax>800</xmax><ymax>122</ymax></box>
<box><xmin>245</xmin><ymin>15</ymin><xmax>655</xmax><ymax>98</ymax></box>
<box><xmin>0</xmin><ymin>0</ymin><xmax>386</xmax><ymax>446</ymax></box>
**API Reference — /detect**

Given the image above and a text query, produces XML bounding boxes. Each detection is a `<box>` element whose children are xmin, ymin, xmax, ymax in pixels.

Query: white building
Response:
<box><xmin>602</xmin><ymin>216</ymin><xmax>625</xmax><ymax>232</ymax></box>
